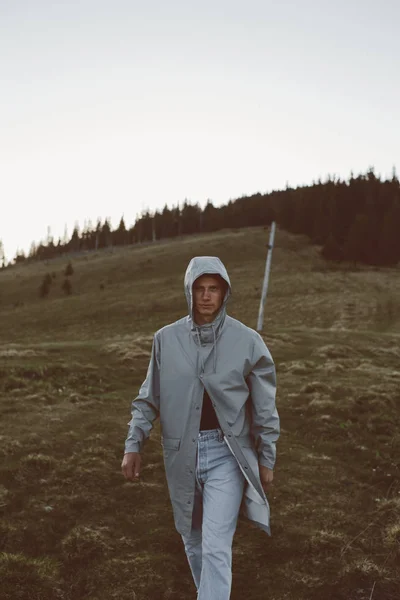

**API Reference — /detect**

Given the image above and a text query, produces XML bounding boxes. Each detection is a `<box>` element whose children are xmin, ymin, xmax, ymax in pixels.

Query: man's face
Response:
<box><xmin>192</xmin><ymin>274</ymin><xmax>226</xmax><ymax>324</ymax></box>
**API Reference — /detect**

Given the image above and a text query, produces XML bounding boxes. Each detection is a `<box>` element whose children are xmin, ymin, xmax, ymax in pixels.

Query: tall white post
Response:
<box><xmin>256</xmin><ymin>222</ymin><xmax>276</xmax><ymax>332</ymax></box>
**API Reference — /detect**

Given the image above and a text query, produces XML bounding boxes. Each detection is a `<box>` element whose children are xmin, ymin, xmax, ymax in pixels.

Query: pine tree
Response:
<box><xmin>14</xmin><ymin>249</ymin><xmax>27</xmax><ymax>264</ymax></box>
<box><xmin>378</xmin><ymin>200</ymin><xmax>400</xmax><ymax>265</ymax></box>
<box><xmin>342</xmin><ymin>214</ymin><xmax>370</xmax><ymax>264</ymax></box>
<box><xmin>158</xmin><ymin>205</ymin><xmax>174</xmax><ymax>239</ymax></box>
<box><xmin>28</xmin><ymin>242</ymin><xmax>37</xmax><ymax>260</ymax></box>
<box><xmin>181</xmin><ymin>201</ymin><xmax>201</xmax><ymax>235</ymax></box>
<box><xmin>114</xmin><ymin>216</ymin><xmax>128</xmax><ymax>246</ymax></box>
<box><xmin>202</xmin><ymin>200</ymin><xmax>219</xmax><ymax>232</ymax></box>
<box><xmin>99</xmin><ymin>218</ymin><xmax>112</xmax><ymax>248</ymax></box>
<box><xmin>65</xmin><ymin>262</ymin><xmax>74</xmax><ymax>277</ymax></box>
<box><xmin>94</xmin><ymin>218</ymin><xmax>102</xmax><ymax>250</ymax></box>
<box><xmin>68</xmin><ymin>224</ymin><xmax>80</xmax><ymax>253</ymax></box>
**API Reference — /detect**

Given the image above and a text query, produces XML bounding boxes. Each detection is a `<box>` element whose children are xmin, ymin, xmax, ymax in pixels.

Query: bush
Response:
<box><xmin>39</xmin><ymin>277</ymin><xmax>51</xmax><ymax>298</ymax></box>
<box><xmin>61</xmin><ymin>278</ymin><xmax>72</xmax><ymax>295</ymax></box>
<box><xmin>64</xmin><ymin>262</ymin><xmax>74</xmax><ymax>277</ymax></box>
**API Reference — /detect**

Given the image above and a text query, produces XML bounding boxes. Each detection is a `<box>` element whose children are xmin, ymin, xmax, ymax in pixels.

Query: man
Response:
<box><xmin>122</xmin><ymin>256</ymin><xmax>279</xmax><ymax>599</ymax></box>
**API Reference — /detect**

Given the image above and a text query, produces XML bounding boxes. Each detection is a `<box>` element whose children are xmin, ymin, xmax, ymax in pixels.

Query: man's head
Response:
<box><xmin>192</xmin><ymin>274</ymin><xmax>227</xmax><ymax>325</ymax></box>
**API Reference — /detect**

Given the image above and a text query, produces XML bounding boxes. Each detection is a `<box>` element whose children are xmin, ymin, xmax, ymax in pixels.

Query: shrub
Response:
<box><xmin>39</xmin><ymin>277</ymin><xmax>51</xmax><ymax>298</ymax></box>
<box><xmin>61</xmin><ymin>278</ymin><xmax>72</xmax><ymax>295</ymax></box>
<box><xmin>64</xmin><ymin>262</ymin><xmax>74</xmax><ymax>277</ymax></box>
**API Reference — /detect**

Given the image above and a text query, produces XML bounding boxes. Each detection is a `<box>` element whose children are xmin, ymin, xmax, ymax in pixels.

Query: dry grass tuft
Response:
<box><xmin>343</xmin><ymin>558</ymin><xmax>386</xmax><ymax>577</ymax></box>
<box><xmin>384</xmin><ymin>523</ymin><xmax>400</xmax><ymax>551</ymax></box>
<box><xmin>0</xmin><ymin>347</ymin><xmax>44</xmax><ymax>357</ymax></box>
<box><xmin>312</xmin><ymin>344</ymin><xmax>357</xmax><ymax>359</ymax></box>
<box><xmin>104</xmin><ymin>335</ymin><xmax>154</xmax><ymax>365</ymax></box>
<box><xmin>0</xmin><ymin>436</ymin><xmax>22</xmax><ymax>456</ymax></box>
<box><xmin>308</xmin><ymin>395</ymin><xmax>335</xmax><ymax>409</ymax></box>
<box><xmin>321</xmin><ymin>360</ymin><xmax>346</xmax><ymax>373</ymax></box>
<box><xmin>279</xmin><ymin>360</ymin><xmax>315</xmax><ymax>374</ymax></box>
<box><xmin>20</xmin><ymin>453</ymin><xmax>55</xmax><ymax>472</ymax></box>
<box><xmin>301</xmin><ymin>381</ymin><xmax>332</xmax><ymax>394</ymax></box>
<box><xmin>61</xmin><ymin>525</ymin><xmax>112</xmax><ymax>563</ymax></box>
<box><xmin>0</xmin><ymin>553</ymin><xmax>61</xmax><ymax>600</ymax></box>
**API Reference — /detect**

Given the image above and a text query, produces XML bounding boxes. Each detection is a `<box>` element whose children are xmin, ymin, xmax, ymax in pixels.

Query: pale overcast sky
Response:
<box><xmin>1</xmin><ymin>0</ymin><xmax>399</xmax><ymax>262</ymax></box>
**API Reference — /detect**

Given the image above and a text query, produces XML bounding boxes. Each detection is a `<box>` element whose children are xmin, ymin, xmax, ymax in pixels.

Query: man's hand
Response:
<box><xmin>259</xmin><ymin>464</ymin><xmax>274</xmax><ymax>493</ymax></box>
<box><xmin>121</xmin><ymin>452</ymin><xmax>141</xmax><ymax>481</ymax></box>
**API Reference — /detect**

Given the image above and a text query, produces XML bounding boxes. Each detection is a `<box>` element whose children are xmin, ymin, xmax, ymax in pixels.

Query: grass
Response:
<box><xmin>0</xmin><ymin>227</ymin><xmax>399</xmax><ymax>599</ymax></box>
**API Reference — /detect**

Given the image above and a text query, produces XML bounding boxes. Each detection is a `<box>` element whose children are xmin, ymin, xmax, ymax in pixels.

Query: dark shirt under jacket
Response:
<box><xmin>200</xmin><ymin>389</ymin><xmax>220</xmax><ymax>430</ymax></box>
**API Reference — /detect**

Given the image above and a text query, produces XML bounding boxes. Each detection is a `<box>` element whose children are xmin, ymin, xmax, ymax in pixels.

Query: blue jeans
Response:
<box><xmin>181</xmin><ymin>429</ymin><xmax>245</xmax><ymax>599</ymax></box>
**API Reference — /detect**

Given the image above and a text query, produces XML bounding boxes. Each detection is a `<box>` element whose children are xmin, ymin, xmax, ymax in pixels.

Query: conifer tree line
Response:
<box><xmin>6</xmin><ymin>167</ymin><xmax>400</xmax><ymax>268</ymax></box>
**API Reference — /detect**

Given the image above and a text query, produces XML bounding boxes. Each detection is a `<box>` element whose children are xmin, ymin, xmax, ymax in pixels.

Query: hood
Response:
<box><xmin>184</xmin><ymin>256</ymin><xmax>231</xmax><ymax>323</ymax></box>
<box><xmin>184</xmin><ymin>256</ymin><xmax>232</xmax><ymax>374</ymax></box>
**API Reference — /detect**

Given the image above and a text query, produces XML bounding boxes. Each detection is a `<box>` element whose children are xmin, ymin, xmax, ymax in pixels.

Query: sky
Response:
<box><xmin>1</xmin><ymin>0</ymin><xmax>399</xmax><ymax>262</ymax></box>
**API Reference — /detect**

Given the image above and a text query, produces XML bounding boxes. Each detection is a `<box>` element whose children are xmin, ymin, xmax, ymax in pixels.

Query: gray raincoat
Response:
<box><xmin>125</xmin><ymin>256</ymin><xmax>280</xmax><ymax>536</ymax></box>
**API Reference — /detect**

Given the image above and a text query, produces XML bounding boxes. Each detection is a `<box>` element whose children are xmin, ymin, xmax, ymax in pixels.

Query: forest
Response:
<box><xmin>7</xmin><ymin>167</ymin><xmax>400</xmax><ymax>268</ymax></box>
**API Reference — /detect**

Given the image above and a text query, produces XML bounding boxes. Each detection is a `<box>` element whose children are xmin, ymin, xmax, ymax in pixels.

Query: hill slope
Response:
<box><xmin>0</xmin><ymin>227</ymin><xmax>399</xmax><ymax>600</ymax></box>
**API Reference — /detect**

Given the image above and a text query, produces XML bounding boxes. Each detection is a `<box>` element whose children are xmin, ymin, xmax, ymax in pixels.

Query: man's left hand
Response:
<box><xmin>259</xmin><ymin>465</ymin><xmax>274</xmax><ymax>493</ymax></box>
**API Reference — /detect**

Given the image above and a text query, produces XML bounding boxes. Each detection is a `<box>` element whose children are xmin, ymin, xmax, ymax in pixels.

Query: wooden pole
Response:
<box><xmin>256</xmin><ymin>222</ymin><xmax>276</xmax><ymax>332</ymax></box>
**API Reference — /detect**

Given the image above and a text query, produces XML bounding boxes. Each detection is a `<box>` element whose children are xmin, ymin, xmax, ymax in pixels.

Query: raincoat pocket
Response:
<box><xmin>161</xmin><ymin>437</ymin><xmax>181</xmax><ymax>450</ymax></box>
<box><xmin>236</xmin><ymin>435</ymin><xmax>254</xmax><ymax>448</ymax></box>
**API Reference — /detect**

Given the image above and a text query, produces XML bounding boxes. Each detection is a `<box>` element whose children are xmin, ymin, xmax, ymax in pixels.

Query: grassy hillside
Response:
<box><xmin>0</xmin><ymin>227</ymin><xmax>399</xmax><ymax>600</ymax></box>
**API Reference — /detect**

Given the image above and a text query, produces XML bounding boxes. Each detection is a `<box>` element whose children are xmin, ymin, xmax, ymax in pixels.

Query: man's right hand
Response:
<box><xmin>121</xmin><ymin>452</ymin><xmax>141</xmax><ymax>481</ymax></box>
